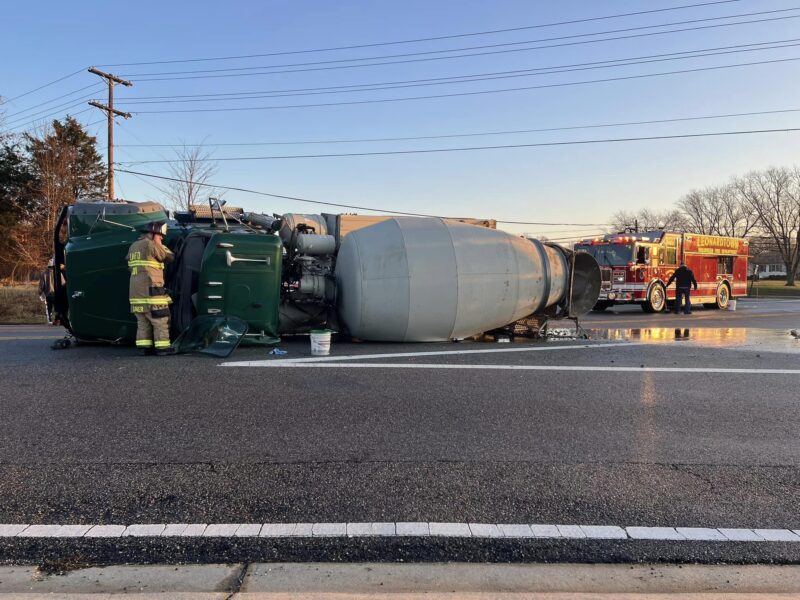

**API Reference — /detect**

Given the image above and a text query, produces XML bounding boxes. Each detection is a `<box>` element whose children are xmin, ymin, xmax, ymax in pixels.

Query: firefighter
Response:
<box><xmin>665</xmin><ymin>261</ymin><xmax>698</xmax><ymax>315</ymax></box>
<box><xmin>126</xmin><ymin>221</ymin><xmax>174</xmax><ymax>355</ymax></box>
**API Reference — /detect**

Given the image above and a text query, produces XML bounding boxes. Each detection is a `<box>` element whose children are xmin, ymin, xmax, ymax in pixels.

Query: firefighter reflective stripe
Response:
<box><xmin>154</xmin><ymin>340</ymin><xmax>171</xmax><ymax>349</ymax></box>
<box><xmin>136</xmin><ymin>339</ymin><xmax>153</xmax><ymax>347</ymax></box>
<box><xmin>128</xmin><ymin>260</ymin><xmax>165</xmax><ymax>269</ymax></box>
<box><xmin>129</xmin><ymin>297</ymin><xmax>172</xmax><ymax>305</ymax></box>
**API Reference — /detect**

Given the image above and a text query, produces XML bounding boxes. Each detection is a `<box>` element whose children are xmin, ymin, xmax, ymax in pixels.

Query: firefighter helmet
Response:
<box><xmin>140</xmin><ymin>221</ymin><xmax>168</xmax><ymax>236</ymax></box>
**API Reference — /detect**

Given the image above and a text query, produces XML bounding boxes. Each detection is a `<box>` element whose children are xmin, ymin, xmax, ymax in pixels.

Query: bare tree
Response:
<box><xmin>678</xmin><ymin>183</ymin><xmax>759</xmax><ymax>238</ymax></box>
<box><xmin>609</xmin><ymin>208</ymin><xmax>688</xmax><ymax>233</ymax></box>
<box><xmin>736</xmin><ymin>167</ymin><xmax>800</xmax><ymax>286</ymax></box>
<box><xmin>158</xmin><ymin>142</ymin><xmax>221</xmax><ymax>211</ymax></box>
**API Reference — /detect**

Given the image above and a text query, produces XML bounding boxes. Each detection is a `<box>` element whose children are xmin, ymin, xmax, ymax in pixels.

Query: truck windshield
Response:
<box><xmin>575</xmin><ymin>244</ymin><xmax>633</xmax><ymax>266</ymax></box>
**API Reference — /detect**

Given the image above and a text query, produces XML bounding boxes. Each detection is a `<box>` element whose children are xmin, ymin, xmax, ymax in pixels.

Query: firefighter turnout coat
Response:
<box><xmin>127</xmin><ymin>236</ymin><xmax>174</xmax><ymax>350</ymax></box>
<box><xmin>126</xmin><ymin>237</ymin><xmax>174</xmax><ymax>313</ymax></box>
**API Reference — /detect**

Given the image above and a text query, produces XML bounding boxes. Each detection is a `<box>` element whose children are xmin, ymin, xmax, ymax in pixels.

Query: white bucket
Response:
<box><xmin>310</xmin><ymin>329</ymin><xmax>332</xmax><ymax>356</ymax></box>
<box><xmin>728</xmin><ymin>299</ymin><xmax>737</xmax><ymax>311</ymax></box>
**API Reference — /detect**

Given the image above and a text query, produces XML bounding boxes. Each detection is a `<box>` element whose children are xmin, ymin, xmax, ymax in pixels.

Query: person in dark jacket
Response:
<box><xmin>38</xmin><ymin>258</ymin><xmax>56</xmax><ymax>325</ymax></box>
<box><xmin>665</xmin><ymin>262</ymin><xmax>698</xmax><ymax>314</ymax></box>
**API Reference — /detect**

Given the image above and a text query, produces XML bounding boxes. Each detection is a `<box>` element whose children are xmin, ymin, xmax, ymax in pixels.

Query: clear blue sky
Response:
<box><xmin>2</xmin><ymin>0</ymin><xmax>799</xmax><ymax>238</ymax></box>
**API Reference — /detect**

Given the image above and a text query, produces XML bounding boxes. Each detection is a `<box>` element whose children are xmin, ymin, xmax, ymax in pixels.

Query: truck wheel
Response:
<box><xmin>642</xmin><ymin>283</ymin><xmax>666</xmax><ymax>313</ymax></box>
<box><xmin>592</xmin><ymin>301</ymin><xmax>611</xmax><ymax>312</ymax></box>
<box><xmin>705</xmin><ymin>283</ymin><xmax>730</xmax><ymax>309</ymax></box>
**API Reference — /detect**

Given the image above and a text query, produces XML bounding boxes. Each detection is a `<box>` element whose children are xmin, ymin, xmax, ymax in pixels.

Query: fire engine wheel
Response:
<box><xmin>642</xmin><ymin>283</ymin><xmax>666</xmax><ymax>313</ymax></box>
<box><xmin>705</xmin><ymin>283</ymin><xmax>730</xmax><ymax>309</ymax></box>
<box><xmin>592</xmin><ymin>301</ymin><xmax>611</xmax><ymax>312</ymax></box>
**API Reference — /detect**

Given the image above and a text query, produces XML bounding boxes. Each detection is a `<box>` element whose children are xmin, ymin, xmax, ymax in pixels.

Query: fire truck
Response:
<box><xmin>574</xmin><ymin>231</ymin><xmax>749</xmax><ymax>312</ymax></box>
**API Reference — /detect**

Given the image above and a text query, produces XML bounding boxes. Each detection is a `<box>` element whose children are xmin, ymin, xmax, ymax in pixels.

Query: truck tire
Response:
<box><xmin>592</xmin><ymin>301</ymin><xmax>611</xmax><ymax>312</ymax></box>
<box><xmin>642</xmin><ymin>283</ymin><xmax>666</xmax><ymax>313</ymax></box>
<box><xmin>705</xmin><ymin>283</ymin><xmax>730</xmax><ymax>309</ymax></box>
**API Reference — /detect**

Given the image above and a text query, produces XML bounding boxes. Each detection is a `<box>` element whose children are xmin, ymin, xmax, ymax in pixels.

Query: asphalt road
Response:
<box><xmin>1</xmin><ymin>298</ymin><xmax>799</xmax><ymax>565</ymax></box>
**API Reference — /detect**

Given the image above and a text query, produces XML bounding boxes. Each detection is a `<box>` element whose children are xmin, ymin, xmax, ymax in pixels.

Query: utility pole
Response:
<box><xmin>88</xmin><ymin>67</ymin><xmax>132</xmax><ymax>201</ymax></box>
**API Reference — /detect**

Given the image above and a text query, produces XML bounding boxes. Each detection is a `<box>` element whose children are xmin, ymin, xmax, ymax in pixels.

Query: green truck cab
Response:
<box><xmin>54</xmin><ymin>201</ymin><xmax>282</xmax><ymax>345</ymax></box>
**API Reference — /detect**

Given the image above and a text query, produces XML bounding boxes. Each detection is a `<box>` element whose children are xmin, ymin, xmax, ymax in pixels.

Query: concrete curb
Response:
<box><xmin>3</xmin><ymin>563</ymin><xmax>800</xmax><ymax>597</ymax></box>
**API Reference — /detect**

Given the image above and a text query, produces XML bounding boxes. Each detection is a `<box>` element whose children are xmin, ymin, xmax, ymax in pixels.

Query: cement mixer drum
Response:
<box><xmin>334</xmin><ymin>217</ymin><xmax>581</xmax><ymax>342</ymax></box>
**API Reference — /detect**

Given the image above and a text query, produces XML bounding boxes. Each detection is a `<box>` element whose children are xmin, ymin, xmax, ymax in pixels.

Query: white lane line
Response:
<box><xmin>347</xmin><ymin>522</ymin><xmax>395</xmax><ymax>537</ymax></box>
<box><xmin>220</xmin><ymin>342</ymin><xmax>644</xmax><ymax>367</ymax></box>
<box><xmin>5</xmin><ymin>522</ymin><xmax>800</xmax><ymax>542</ymax></box>
<box><xmin>218</xmin><ymin>362</ymin><xmax>800</xmax><ymax>374</ymax></box>
<box><xmin>754</xmin><ymin>529</ymin><xmax>800</xmax><ymax>542</ymax></box>
<box><xmin>676</xmin><ymin>527</ymin><xmax>727</xmax><ymax>541</ymax></box>
<box><xmin>122</xmin><ymin>524</ymin><xmax>165</xmax><ymax>537</ymax></box>
<box><xmin>0</xmin><ymin>524</ymin><xmax>28</xmax><ymax>536</ymax></box>
<box><xmin>627</xmin><ymin>526</ymin><xmax>685</xmax><ymax>541</ymax></box>
<box><xmin>161</xmin><ymin>524</ymin><xmax>189</xmax><ymax>537</ymax></box>
<box><xmin>85</xmin><ymin>525</ymin><xmax>126</xmax><ymax>538</ymax></box>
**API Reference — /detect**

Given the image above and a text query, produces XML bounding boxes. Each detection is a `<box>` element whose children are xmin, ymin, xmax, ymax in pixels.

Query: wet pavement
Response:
<box><xmin>1</xmin><ymin>297</ymin><xmax>800</xmax><ymax>565</ymax></box>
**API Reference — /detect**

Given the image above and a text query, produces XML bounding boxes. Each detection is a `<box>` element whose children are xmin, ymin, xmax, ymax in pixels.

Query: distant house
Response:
<box><xmin>748</xmin><ymin>250</ymin><xmax>792</xmax><ymax>279</ymax></box>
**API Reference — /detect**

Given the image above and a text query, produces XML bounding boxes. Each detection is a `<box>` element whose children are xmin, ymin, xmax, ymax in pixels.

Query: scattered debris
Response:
<box><xmin>269</xmin><ymin>348</ymin><xmax>288</xmax><ymax>356</ymax></box>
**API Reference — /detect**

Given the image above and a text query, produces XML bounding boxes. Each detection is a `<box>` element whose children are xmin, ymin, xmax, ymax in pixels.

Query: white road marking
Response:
<box><xmin>0</xmin><ymin>524</ymin><xmax>28</xmax><ymax>537</ymax></box>
<box><xmin>5</xmin><ymin>522</ymin><xmax>800</xmax><ymax>542</ymax></box>
<box><xmin>430</xmin><ymin>523</ymin><xmax>472</xmax><ymax>537</ymax></box>
<box><xmin>531</xmin><ymin>524</ymin><xmax>561</xmax><ymax>538</ymax></box>
<box><xmin>220</xmin><ymin>342</ymin><xmax>644</xmax><ymax>368</ymax></box>
<box><xmin>718</xmin><ymin>528</ymin><xmax>764</xmax><ymax>542</ymax></box>
<box><xmin>219</xmin><ymin>362</ymin><xmax>800</xmax><ymax>374</ymax></box>
<box><xmin>754</xmin><ymin>529</ymin><xmax>800</xmax><ymax>542</ymax></box>
<box><xmin>161</xmin><ymin>524</ymin><xmax>189</xmax><ymax>537</ymax></box>
<box><xmin>234</xmin><ymin>523</ymin><xmax>263</xmax><ymax>537</ymax></box>
<box><xmin>396</xmin><ymin>522</ymin><xmax>429</xmax><ymax>536</ymax></box>
<box><xmin>627</xmin><ymin>526</ymin><xmax>685</xmax><ymax>540</ymax></box>
<box><xmin>579</xmin><ymin>525</ymin><xmax>628</xmax><ymax>539</ymax></box>
<box><xmin>346</xmin><ymin>522</ymin><xmax>395</xmax><ymax>537</ymax></box>
<box><xmin>122</xmin><ymin>524</ymin><xmax>165</xmax><ymax>537</ymax></box>
<box><xmin>469</xmin><ymin>523</ymin><xmax>503</xmax><ymax>538</ymax></box>
<box><xmin>292</xmin><ymin>523</ymin><xmax>314</xmax><ymax>537</ymax></box>
<box><xmin>260</xmin><ymin>523</ymin><xmax>296</xmax><ymax>537</ymax></box>
<box><xmin>180</xmin><ymin>524</ymin><xmax>207</xmax><ymax>537</ymax></box>
<box><xmin>676</xmin><ymin>527</ymin><xmax>727</xmax><ymax>541</ymax></box>
<box><xmin>202</xmin><ymin>523</ymin><xmax>243</xmax><ymax>537</ymax></box>
<box><xmin>312</xmin><ymin>522</ymin><xmax>346</xmax><ymax>537</ymax></box>
<box><xmin>556</xmin><ymin>524</ymin><xmax>586</xmax><ymax>539</ymax></box>
<box><xmin>85</xmin><ymin>524</ymin><xmax>126</xmax><ymax>538</ymax></box>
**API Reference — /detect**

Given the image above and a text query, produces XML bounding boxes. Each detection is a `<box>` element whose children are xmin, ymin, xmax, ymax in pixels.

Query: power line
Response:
<box><xmin>127</xmin><ymin>57</ymin><xmax>800</xmax><ymax>114</ymax></box>
<box><xmin>125</xmin><ymin>9</ymin><xmax>800</xmax><ymax>79</ymax></box>
<box><xmin>6</xmin><ymin>104</ymin><xmax>93</xmax><ymax>132</ymax></box>
<box><xmin>116</xmin><ymin>37</ymin><xmax>800</xmax><ymax>103</ymax></box>
<box><xmin>521</xmin><ymin>227</ymin><xmax>614</xmax><ymax>236</ymax></box>
<box><xmin>0</xmin><ymin>68</ymin><xmax>86</xmax><ymax>105</ymax></box>
<box><xmin>128</xmin><ymin>13</ymin><xmax>800</xmax><ymax>83</ymax></box>
<box><xmin>99</xmin><ymin>0</ymin><xmax>743</xmax><ymax>67</ymax></box>
<box><xmin>115</xmin><ymin>107</ymin><xmax>800</xmax><ymax>148</ymax></box>
<box><xmin>4</xmin><ymin>83</ymin><xmax>104</xmax><ymax>118</ymax></box>
<box><xmin>4</xmin><ymin>93</ymin><xmax>101</xmax><ymax>127</ymax></box>
<box><xmin>117</xmin><ymin>167</ymin><xmax>612</xmax><ymax>226</ymax></box>
<box><xmin>115</xmin><ymin>39</ymin><xmax>800</xmax><ymax>106</ymax></box>
<box><xmin>118</xmin><ymin>128</ymin><xmax>800</xmax><ymax>164</ymax></box>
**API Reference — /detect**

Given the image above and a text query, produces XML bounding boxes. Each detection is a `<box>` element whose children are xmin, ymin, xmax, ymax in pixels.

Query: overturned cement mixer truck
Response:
<box><xmin>50</xmin><ymin>200</ymin><xmax>600</xmax><ymax>345</ymax></box>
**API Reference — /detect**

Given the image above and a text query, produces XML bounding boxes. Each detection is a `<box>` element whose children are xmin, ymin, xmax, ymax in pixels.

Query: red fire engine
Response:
<box><xmin>574</xmin><ymin>231</ymin><xmax>749</xmax><ymax>312</ymax></box>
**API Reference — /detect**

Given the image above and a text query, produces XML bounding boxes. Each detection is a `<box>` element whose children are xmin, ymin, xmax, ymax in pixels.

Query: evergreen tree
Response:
<box><xmin>24</xmin><ymin>116</ymin><xmax>106</xmax><ymax>203</ymax></box>
<box><xmin>0</xmin><ymin>142</ymin><xmax>36</xmax><ymax>279</ymax></box>
<box><xmin>0</xmin><ymin>117</ymin><xmax>106</xmax><ymax>278</ymax></box>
